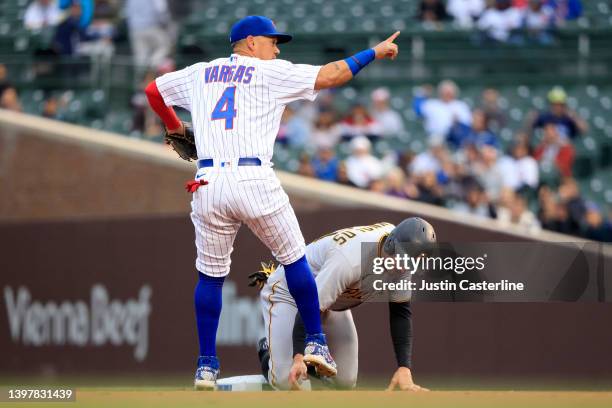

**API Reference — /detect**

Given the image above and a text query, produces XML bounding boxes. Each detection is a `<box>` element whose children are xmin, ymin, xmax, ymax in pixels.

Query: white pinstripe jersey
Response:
<box><xmin>156</xmin><ymin>54</ymin><xmax>321</xmax><ymax>161</ymax></box>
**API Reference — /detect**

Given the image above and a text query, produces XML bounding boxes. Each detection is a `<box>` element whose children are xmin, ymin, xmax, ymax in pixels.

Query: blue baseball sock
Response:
<box><xmin>194</xmin><ymin>272</ymin><xmax>225</xmax><ymax>357</ymax></box>
<box><xmin>284</xmin><ymin>255</ymin><xmax>323</xmax><ymax>337</ymax></box>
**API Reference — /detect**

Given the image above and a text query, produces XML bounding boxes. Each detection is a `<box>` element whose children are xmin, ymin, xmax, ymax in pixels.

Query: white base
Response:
<box><xmin>216</xmin><ymin>375</ymin><xmax>311</xmax><ymax>391</ymax></box>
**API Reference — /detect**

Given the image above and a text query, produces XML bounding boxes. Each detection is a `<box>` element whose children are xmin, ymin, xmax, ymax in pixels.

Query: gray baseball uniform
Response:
<box><xmin>260</xmin><ymin>222</ymin><xmax>412</xmax><ymax>389</ymax></box>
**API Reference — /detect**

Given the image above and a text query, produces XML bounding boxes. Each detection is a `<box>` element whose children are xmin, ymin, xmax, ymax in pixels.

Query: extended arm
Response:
<box><xmin>389</xmin><ymin>301</ymin><xmax>412</xmax><ymax>368</ymax></box>
<box><xmin>292</xmin><ymin>312</ymin><xmax>307</xmax><ymax>359</ymax></box>
<box><xmin>386</xmin><ymin>302</ymin><xmax>428</xmax><ymax>391</ymax></box>
<box><xmin>314</xmin><ymin>31</ymin><xmax>401</xmax><ymax>90</ymax></box>
<box><xmin>287</xmin><ymin>313</ymin><xmax>309</xmax><ymax>390</ymax></box>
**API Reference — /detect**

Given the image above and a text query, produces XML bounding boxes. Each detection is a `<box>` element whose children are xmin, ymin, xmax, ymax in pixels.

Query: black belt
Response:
<box><xmin>197</xmin><ymin>157</ymin><xmax>262</xmax><ymax>168</ymax></box>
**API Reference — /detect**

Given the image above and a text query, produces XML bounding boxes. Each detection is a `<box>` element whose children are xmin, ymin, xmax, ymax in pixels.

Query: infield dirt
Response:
<box><xmin>43</xmin><ymin>390</ymin><xmax>612</xmax><ymax>408</ymax></box>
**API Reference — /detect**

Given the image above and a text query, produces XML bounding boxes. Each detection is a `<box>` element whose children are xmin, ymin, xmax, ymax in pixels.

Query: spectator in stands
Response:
<box><xmin>458</xmin><ymin>137</ymin><xmax>480</xmax><ymax>163</ymax></box>
<box><xmin>311</xmin><ymin>147</ymin><xmax>340</xmax><ymax>182</ymax></box>
<box><xmin>473</xmin><ymin>144</ymin><xmax>505</xmax><ymax>201</ymax></box>
<box><xmin>410</xmin><ymin>138</ymin><xmax>448</xmax><ymax>176</ymax></box>
<box><xmin>420</xmin><ymin>80</ymin><xmax>472</xmax><ymax>141</ymax></box>
<box><xmin>412</xmin><ymin>84</ymin><xmax>434</xmax><ymax>119</ymax></box>
<box><xmin>0</xmin><ymin>64</ymin><xmax>9</xmax><ymax>92</ymax></box>
<box><xmin>418</xmin><ymin>0</ymin><xmax>451</xmax><ymax>26</ymax></box>
<box><xmin>557</xmin><ymin>177</ymin><xmax>586</xmax><ymax>235</ymax></box>
<box><xmin>0</xmin><ymin>64</ymin><xmax>25</xmax><ymax>112</ymax></box>
<box><xmin>76</xmin><ymin>0</ymin><xmax>116</xmax><ymax>62</ymax></box>
<box><xmin>59</xmin><ymin>0</ymin><xmax>94</xmax><ymax>30</ymax></box>
<box><xmin>277</xmin><ymin>105</ymin><xmax>310</xmax><ymax>148</ymax></box>
<box><xmin>345</xmin><ymin>136</ymin><xmax>384</xmax><ymax>188</ymax></box>
<box><xmin>496</xmin><ymin>190</ymin><xmax>541</xmax><ymax>231</ymax></box>
<box><xmin>538</xmin><ymin>186</ymin><xmax>560</xmax><ymax>231</ymax></box>
<box><xmin>533</xmin><ymin>123</ymin><xmax>576</xmax><ymax>177</ymax></box>
<box><xmin>451</xmin><ymin>178</ymin><xmax>493</xmax><ymax>218</ymax></box>
<box><xmin>496</xmin><ymin>187</ymin><xmax>516</xmax><ymax>222</ymax></box>
<box><xmin>397</xmin><ymin>149</ymin><xmax>416</xmax><ymax>175</ymax></box>
<box><xmin>545</xmin><ymin>0</ymin><xmax>582</xmax><ymax>23</ymax></box>
<box><xmin>498</xmin><ymin>138</ymin><xmax>539</xmax><ymax>191</ymax></box>
<box><xmin>583</xmin><ymin>203</ymin><xmax>612</xmax><ymax>242</ymax></box>
<box><xmin>537</xmin><ymin>190</ymin><xmax>557</xmax><ymax>230</ymax></box>
<box><xmin>125</xmin><ymin>0</ymin><xmax>173</xmax><ymax>71</ymax></box>
<box><xmin>529</xmin><ymin>86</ymin><xmax>588</xmax><ymax>141</ymax></box>
<box><xmin>297</xmin><ymin>153</ymin><xmax>315</xmax><ymax>178</ymax></box>
<box><xmin>520</xmin><ymin>0</ymin><xmax>556</xmax><ymax>45</ymax></box>
<box><xmin>448</xmin><ymin>109</ymin><xmax>498</xmax><ymax>149</ymax></box>
<box><xmin>0</xmin><ymin>63</ymin><xmax>21</xmax><ymax>112</ymax></box>
<box><xmin>41</xmin><ymin>96</ymin><xmax>62</xmax><ymax>119</ymax></box>
<box><xmin>336</xmin><ymin>161</ymin><xmax>357</xmax><ymax>188</ymax></box>
<box><xmin>415</xmin><ymin>171</ymin><xmax>445</xmax><ymax>206</ymax></box>
<box><xmin>447</xmin><ymin>0</ymin><xmax>486</xmax><ymax>28</ymax></box>
<box><xmin>384</xmin><ymin>167</ymin><xmax>417</xmax><ymax>199</ymax></box>
<box><xmin>508</xmin><ymin>194</ymin><xmax>540</xmax><ymax>232</ymax></box>
<box><xmin>477</xmin><ymin>0</ymin><xmax>523</xmax><ymax>43</ymax></box>
<box><xmin>479</xmin><ymin>87</ymin><xmax>507</xmax><ymax>130</ymax></box>
<box><xmin>370</xmin><ymin>88</ymin><xmax>404</xmax><ymax>138</ymax></box>
<box><xmin>309</xmin><ymin>111</ymin><xmax>342</xmax><ymax>150</ymax></box>
<box><xmin>368</xmin><ymin>179</ymin><xmax>388</xmax><ymax>194</ymax></box>
<box><xmin>131</xmin><ymin>71</ymin><xmax>162</xmax><ymax>137</ymax></box>
<box><xmin>52</xmin><ymin>1</ymin><xmax>82</xmax><ymax>55</ymax></box>
<box><xmin>0</xmin><ymin>86</ymin><xmax>22</xmax><ymax>112</ymax></box>
<box><xmin>537</xmin><ymin>184</ymin><xmax>578</xmax><ymax>234</ymax></box>
<box><xmin>24</xmin><ymin>0</ymin><xmax>62</xmax><ymax>31</ymax></box>
<box><xmin>341</xmin><ymin>104</ymin><xmax>384</xmax><ymax>143</ymax></box>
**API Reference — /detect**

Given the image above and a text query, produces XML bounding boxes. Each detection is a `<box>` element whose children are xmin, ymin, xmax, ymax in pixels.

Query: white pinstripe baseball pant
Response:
<box><xmin>190</xmin><ymin>163</ymin><xmax>306</xmax><ymax>277</ymax></box>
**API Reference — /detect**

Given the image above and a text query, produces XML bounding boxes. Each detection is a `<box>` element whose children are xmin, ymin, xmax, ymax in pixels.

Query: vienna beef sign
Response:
<box><xmin>3</xmin><ymin>285</ymin><xmax>152</xmax><ymax>361</ymax></box>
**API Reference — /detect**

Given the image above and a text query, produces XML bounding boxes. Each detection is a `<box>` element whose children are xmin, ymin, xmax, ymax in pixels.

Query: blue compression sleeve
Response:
<box><xmin>344</xmin><ymin>49</ymin><xmax>376</xmax><ymax>76</ymax></box>
<box><xmin>284</xmin><ymin>255</ymin><xmax>323</xmax><ymax>336</ymax></box>
<box><xmin>194</xmin><ymin>272</ymin><xmax>225</xmax><ymax>357</ymax></box>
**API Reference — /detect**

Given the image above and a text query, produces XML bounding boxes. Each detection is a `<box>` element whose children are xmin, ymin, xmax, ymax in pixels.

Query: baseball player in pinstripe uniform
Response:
<box><xmin>145</xmin><ymin>15</ymin><xmax>401</xmax><ymax>389</ymax></box>
<box><xmin>253</xmin><ymin>218</ymin><xmax>435</xmax><ymax>390</ymax></box>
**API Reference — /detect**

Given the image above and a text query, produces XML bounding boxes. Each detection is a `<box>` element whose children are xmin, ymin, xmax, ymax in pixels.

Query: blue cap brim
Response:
<box><xmin>266</xmin><ymin>33</ymin><xmax>292</xmax><ymax>44</ymax></box>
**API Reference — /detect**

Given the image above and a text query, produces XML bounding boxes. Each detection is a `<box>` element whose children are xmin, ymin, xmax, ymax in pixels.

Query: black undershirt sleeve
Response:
<box><xmin>292</xmin><ymin>312</ymin><xmax>306</xmax><ymax>357</ymax></box>
<box><xmin>388</xmin><ymin>301</ymin><xmax>413</xmax><ymax>368</ymax></box>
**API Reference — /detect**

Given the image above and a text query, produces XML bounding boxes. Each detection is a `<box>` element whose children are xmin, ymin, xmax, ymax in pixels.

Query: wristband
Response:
<box><xmin>344</xmin><ymin>48</ymin><xmax>375</xmax><ymax>76</ymax></box>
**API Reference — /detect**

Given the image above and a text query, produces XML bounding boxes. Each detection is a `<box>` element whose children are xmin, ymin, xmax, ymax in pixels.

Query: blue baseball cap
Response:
<box><xmin>229</xmin><ymin>16</ymin><xmax>292</xmax><ymax>44</ymax></box>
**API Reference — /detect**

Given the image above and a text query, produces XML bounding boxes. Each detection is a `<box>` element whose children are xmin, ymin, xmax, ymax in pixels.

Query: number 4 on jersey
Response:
<box><xmin>211</xmin><ymin>86</ymin><xmax>237</xmax><ymax>129</ymax></box>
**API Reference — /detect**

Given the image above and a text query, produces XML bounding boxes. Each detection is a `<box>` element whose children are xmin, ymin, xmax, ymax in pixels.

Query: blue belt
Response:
<box><xmin>197</xmin><ymin>157</ymin><xmax>262</xmax><ymax>169</ymax></box>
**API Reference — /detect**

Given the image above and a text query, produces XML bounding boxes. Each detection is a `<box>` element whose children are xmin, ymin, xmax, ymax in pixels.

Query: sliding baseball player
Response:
<box><xmin>251</xmin><ymin>218</ymin><xmax>436</xmax><ymax>390</ymax></box>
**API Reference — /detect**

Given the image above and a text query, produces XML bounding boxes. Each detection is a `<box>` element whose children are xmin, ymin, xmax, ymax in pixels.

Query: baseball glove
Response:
<box><xmin>248</xmin><ymin>261</ymin><xmax>276</xmax><ymax>290</ymax></box>
<box><xmin>165</xmin><ymin>122</ymin><xmax>197</xmax><ymax>162</ymax></box>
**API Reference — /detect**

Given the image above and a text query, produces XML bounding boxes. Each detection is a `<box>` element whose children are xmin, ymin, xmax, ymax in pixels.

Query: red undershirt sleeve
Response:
<box><xmin>144</xmin><ymin>81</ymin><xmax>182</xmax><ymax>131</ymax></box>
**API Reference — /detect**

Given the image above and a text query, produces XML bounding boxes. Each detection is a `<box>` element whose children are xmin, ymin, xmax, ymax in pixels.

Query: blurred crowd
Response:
<box><xmin>23</xmin><ymin>0</ymin><xmax>175</xmax><ymax>70</ymax></box>
<box><xmin>419</xmin><ymin>0</ymin><xmax>582</xmax><ymax>44</ymax></box>
<box><xmin>282</xmin><ymin>81</ymin><xmax>611</xmax><ymax>242</ymax></box>
<box><xmin>4</xmin><ymin>0</ymin><xmax>609</xmax><ymax>242</ymax></box>
<box><xmin>16</xmin><ymin>0</ymin><xmax>179</xmax><ymax>135</ymax></box>
<box><xmin>19</xmin><ymin>0</ymin><xmax>585</xmax><ymax>65</ymax></box>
